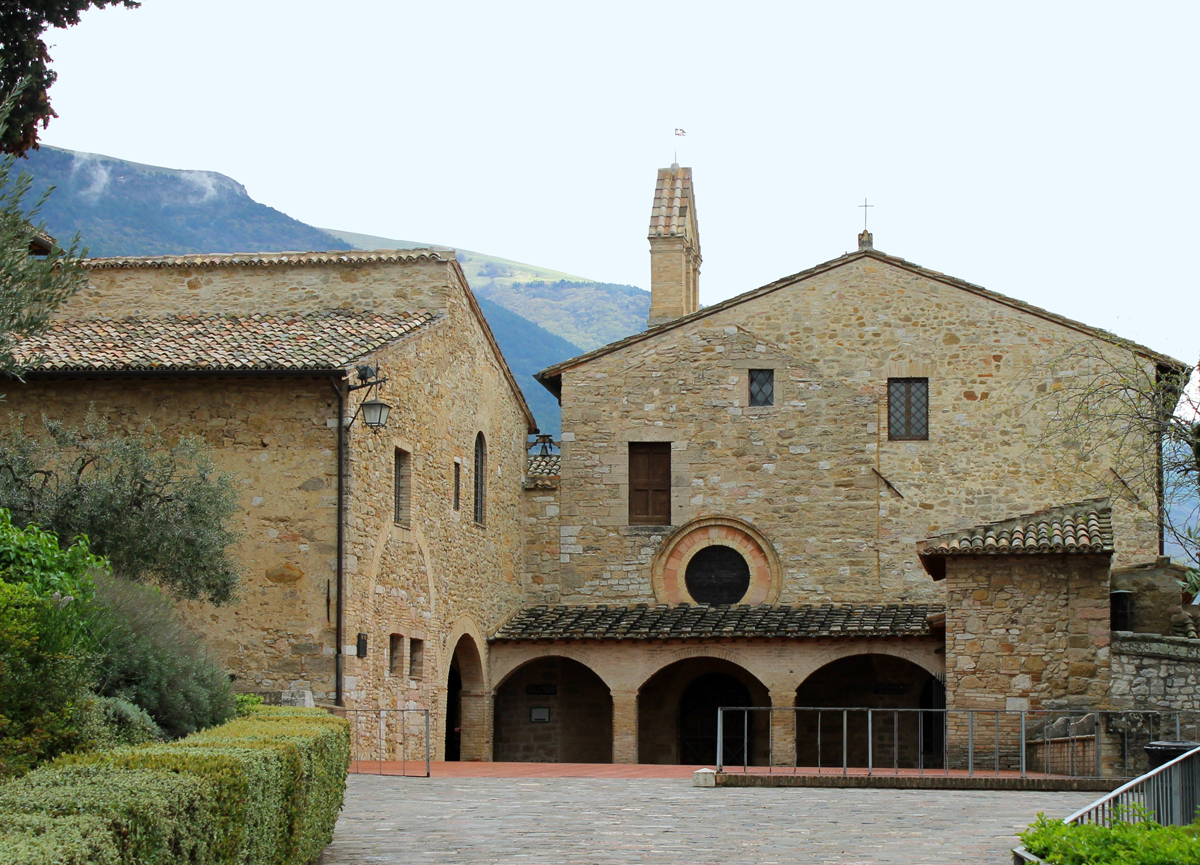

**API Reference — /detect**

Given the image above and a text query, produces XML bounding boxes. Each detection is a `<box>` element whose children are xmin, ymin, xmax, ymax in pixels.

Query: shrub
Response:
<box><xmin>0</xmin><ymin>580</ymin><xmax>93</xmax><ymax>777</ymax></box>
<box><xmin>46</xmin><ymin>705</ymin><xmax>351</xmax><ymax>865</ymax></box>
<box><xmin>0</xmin><ymin>813</ymin><xmax>120</xmax><ymax>865</ymax></box>
<box><xmin>0</xmin><ymin>763</ymin><xmax>222</xmax><ymax>864</ymax></box>
<box><xmin>75</xmin><ymin>695</ymin><xmax>162</xmax><ymax>750</ymax></box>
<box><xmin>89</xmin><ymin>573</ymin><xmax>234</xmax><ymax>738</ymax></box>
<box><xmin>234</xmin><ymin>692</ymin><xmax>264</xmax><ymax>717</ymax></box>
<box><xmin>1019</xmin><ymin>812</ymin><xmax>1200</xmax><ymax>864</ymax></box>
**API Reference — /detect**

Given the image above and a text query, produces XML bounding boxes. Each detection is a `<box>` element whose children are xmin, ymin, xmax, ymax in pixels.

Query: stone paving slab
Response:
<box><xmin>320</xmin><ymin>774</ymin><xmax>1097</xmax><ymax>864</ymax></box>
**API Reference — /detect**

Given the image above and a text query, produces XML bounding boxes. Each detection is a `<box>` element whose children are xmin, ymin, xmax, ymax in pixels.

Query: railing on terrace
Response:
<box><xmin>330</xmin><ymin>708</ymin><xmax>431</xmax><ymax>777</ymax></box>
<box><xmin>714</xmin><ymin>707</ymin><xmax>1200</xmax><ymax>780</ymax></box>
<box><xmin>1064</xmin><ymin>744</ymin><xmax>1200</xmax><ymax>826</ymax></box>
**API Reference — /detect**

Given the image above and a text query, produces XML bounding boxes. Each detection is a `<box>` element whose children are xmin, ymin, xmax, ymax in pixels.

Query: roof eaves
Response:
<box><xmin>533</xmin><ymin>249</ymin><xmax>1185</xmax><ymax>391</ymax></box>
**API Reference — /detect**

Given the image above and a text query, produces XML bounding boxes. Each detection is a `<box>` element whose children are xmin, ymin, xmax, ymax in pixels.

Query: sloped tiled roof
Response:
<box><xmin>491</xmin><ymin>603</ymin><xmax>944</xmax><ymax>641</ymax></box>
<box><xmin>526</xmin><ymin>453</ymin><xmax>561</xmax><ymax>477</ymax></box>
<box><xmin>82</xmin><ymin>248</ymin><xmax>452</xmax><ymax>270</ymax></box>
<box><xmin>534</xmin><ymin>248</ymin><xmax>1184</xmax><ymax>396</ymax></box>
<box><xmin>648</xmin><ymin>165</ymin><xmax>699</xmax><ymax>244</ymax></box>
<box><xmin>16</xmin><ymin>310</ymin><xmax>438</xmax><ymax>372</ymax></box>
<box><xmin>918</xmin><ymin>499</ymin><xmax>1113</xmax><ymax>574</ymax></box>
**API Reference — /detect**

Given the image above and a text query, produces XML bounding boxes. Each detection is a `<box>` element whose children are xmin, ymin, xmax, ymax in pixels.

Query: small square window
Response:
<box><xmin>408</xmin><ymin>638</ymin><xmax>424</xmax><ymax>679</ymax></box>
<box><xmin>749</xmin><ymin>369</ymin><xmax>774</xmax><ymax>407</ymax></box>
<box><xmin>888</xmin><ymin>378</ymin><xmax>929</xmax><ymax>441</ymax></box>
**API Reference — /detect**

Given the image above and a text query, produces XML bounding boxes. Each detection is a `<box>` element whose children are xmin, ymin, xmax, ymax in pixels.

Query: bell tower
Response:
<box><xmin>647</xmin><ymin>164</ymin><xmax>701</xmax><ymax>327</ymax></box>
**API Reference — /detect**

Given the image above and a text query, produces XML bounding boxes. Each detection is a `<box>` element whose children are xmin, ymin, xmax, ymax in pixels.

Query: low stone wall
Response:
<box><xmin>1110</xmin><ymin>633</ymin><xmax>1200</xmax><ymax>710</ymax></box>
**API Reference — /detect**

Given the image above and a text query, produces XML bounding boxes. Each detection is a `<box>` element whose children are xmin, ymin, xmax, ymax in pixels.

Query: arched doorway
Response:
<box><xmin>494</xmin><ymin>656</ymin><xmax>612</xmax><ymax>763</ymax></box>
<box><xmin>638</xmin><ymin>657</ymin><xmax>768</xmax><ymax>765</ymax></box>
<box><xmin>794</xmin><ymin>653</ymin><xmax>938</xmax><ymax>769</ymax></box>
<box><xmin>445</xmin><ymin>634</ymin><xmax>485</xmax><ymax>761</ymax></box>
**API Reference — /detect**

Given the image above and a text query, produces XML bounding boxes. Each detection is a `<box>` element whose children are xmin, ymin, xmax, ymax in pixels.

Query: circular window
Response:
<box><xmin>684</xmin><ymin>545</ymin><xmax>751</xmax><ymax>605</ymax></box>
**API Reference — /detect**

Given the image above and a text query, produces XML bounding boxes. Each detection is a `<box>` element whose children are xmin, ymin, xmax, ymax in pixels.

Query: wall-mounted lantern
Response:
<box><xmin>347</xmin><ymin>365</ymin><xmax>391</xmax><ymax>432</ymax></box>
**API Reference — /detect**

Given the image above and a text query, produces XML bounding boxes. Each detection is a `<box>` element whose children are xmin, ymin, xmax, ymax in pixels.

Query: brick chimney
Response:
<box><xmin>647</xmin><ymin>164</ymin><xmax>701</xmax><ymax>327</ymax></box>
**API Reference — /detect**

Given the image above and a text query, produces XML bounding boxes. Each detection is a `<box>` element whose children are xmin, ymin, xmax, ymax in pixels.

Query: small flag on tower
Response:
<box><xmin>675</xmin><ymin>128</ymin><xmax>686</xmax><ymax>136</ymax></box>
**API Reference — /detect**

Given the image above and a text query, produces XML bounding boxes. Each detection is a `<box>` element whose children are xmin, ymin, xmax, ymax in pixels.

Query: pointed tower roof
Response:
<box><xmin>648</xmin><ymin>164</ymin><xmax>700</xmax><ymax>248</ymax></box>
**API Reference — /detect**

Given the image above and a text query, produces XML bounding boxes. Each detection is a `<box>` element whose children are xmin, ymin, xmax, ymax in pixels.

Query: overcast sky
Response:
<box><xmin>39</xmin><ymin>1</ymin><xmax>1199</xmax><ymax>364</ymax></box>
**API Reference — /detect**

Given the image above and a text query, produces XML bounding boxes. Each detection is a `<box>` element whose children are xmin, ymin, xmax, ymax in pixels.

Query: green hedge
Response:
<box><xmin>0</xmin><ymin>706</ymin><xmax>350</xmax><ymax>865</ymax></box>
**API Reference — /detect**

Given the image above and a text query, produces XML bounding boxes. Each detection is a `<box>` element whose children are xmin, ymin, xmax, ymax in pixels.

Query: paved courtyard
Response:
<box><xmin>320</xmin><ymin>773</ymin><xmax>1096</xmax><ymax>864</ymax></box>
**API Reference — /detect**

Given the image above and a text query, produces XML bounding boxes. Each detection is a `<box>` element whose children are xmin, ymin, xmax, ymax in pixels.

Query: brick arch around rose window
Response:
<box><xmin>651</xmin><ymin>516</ymin><xmax>781</xmax><ymax>605</ymax></box>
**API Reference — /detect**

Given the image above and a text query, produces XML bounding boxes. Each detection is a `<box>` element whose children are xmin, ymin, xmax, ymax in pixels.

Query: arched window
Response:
<box><xmin>473</xmin><ymin>432</ymin><xmax>486</xmax><ymax>525</ymax></box>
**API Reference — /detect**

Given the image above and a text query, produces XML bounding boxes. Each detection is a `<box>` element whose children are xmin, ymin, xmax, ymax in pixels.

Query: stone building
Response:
<box><xmin>5</xmin><ymin>165</ymin><xmax>1196</xmax><ymax>770</ymax></box>
<box><xmin>7</xmin><ymin>250</ymin><xmax>535</xmax><ymax>761</ymax></box>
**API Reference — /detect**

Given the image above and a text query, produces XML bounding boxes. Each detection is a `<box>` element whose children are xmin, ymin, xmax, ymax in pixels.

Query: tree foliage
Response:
<box><xmin>0</xmin><ymin>2</ymin><xmax>140</xmax><ymax>154</ymax></box>
<box><xmin>1024</xmin><ymin>338</ymin><xmax>1199</xmax><ymax>571</ymax></box>
<box><xmin>0</xmin><ymin>412</ymin><xmax>242</xmax><ymax>604</ymax></box>
<box><xmin>0</xmin><ymin>79</ymin><xmax>89</xmax><ymax>371</ymax></box>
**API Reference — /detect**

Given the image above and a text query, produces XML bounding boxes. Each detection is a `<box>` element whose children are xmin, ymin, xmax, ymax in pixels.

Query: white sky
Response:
<box><xmin>40</xmin><ymin>1</ymin><xmax>1199</xmax><ymax>364</ymax></box>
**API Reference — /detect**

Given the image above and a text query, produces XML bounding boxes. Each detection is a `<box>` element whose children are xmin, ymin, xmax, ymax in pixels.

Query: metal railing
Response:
<box><xmin>714</xmin><ymin>706</ymin><xmax>1200</xmax><ymax>779</ymax></box>
<box><xmin>331</xmin><ymin>708</ymin><xmax>431</xmax><ymax>777</ymax></box>
<box><xmin>1065</xmin><ymin>745</ymin><xmax>1200</xmax><ymax>827</ymax></box>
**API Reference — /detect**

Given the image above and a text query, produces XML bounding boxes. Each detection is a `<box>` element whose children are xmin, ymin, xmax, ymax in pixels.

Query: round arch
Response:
<box><xmin>651</xmin><ymin>516</ymin><xmax>782</xmax><ymax>605</ymax></box>
<box><xmin>637</xmin><ymin>655</ymin><xmax>770</xmax><ymax>766</ymax></box>
<box><xmin>493</xmin><ymin>655</ymin><xmax>613</xmax><ymax>763</ymax></box>
<box><xmin>443</xmin><ymin>621</ymin><xmax>488</xmax><ymax>762</ymax></box>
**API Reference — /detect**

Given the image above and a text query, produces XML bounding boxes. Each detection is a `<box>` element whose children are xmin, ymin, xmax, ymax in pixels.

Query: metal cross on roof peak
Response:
<box><xmin>859</xmin><ymin>198</ymin><xmax>874</xmax><ymax>230</ymax></box>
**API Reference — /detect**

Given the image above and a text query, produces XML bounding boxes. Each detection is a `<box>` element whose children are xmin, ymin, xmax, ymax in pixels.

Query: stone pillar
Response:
<box><xmin>460</xmin><ymin>687</ymin><xmax>490</xmax><ymax>762</ymax></box>
<box><xmin>770</xmin><ymin>689</ymin><xmax>796</xmax><ymax>768</ymax></box>
<box><xmin>612</xmin><ymin>691</ymin><xmax>639</xmax><ymax>764</ymax></box>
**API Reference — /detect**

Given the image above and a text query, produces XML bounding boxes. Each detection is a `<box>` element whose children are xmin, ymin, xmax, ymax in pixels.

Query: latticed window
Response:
<box><xmin>473</xmin><ymin>433</ymin><xmax>486</xmax><ymax>525</ymax></box>
<box><xmin>749</xmin><ymin>369</ymin><xmax>774</xmax><ymax>407</ymax></box>
<box><xmin>888</xmin><ymin>378</ymin><xmax>929</xmax><ymax>440</ymax></box>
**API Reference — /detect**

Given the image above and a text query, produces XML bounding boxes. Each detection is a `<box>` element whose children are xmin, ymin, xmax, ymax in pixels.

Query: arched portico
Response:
<box><xmin>793</xmin><ymin>653</ymin><xmax>943</xmax><ymax>769</ymax></box>
<box><xmin>494</xmin><ymin>656</ymin><xmax>612</xmax><ymax>763</ymax></box>
<box><xmin>637</xmin><ymin>656</ymin><xmax>770</xmax><ymax>766</ymax></box>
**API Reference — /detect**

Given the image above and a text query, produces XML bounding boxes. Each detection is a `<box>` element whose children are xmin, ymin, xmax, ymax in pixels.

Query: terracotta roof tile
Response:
<box><xmin>82</xmin><ymin>248</ymin><xmax>452</xmax><ymax>271</ymax></box>
<box><xmin>526</xmin><ymin>454</ymin><xmax>560</xmax><ymax>477</ymax></box>
<box><xmin>16</xmin><ymin>310</ymin><xmax>438</xmax><ymax>372</ymax></box>
<box><xmin>918</xmin><ymin>499</ymin><xmax>1114</xmax><ymax>563</ymax></box>
<box><xmin>648</xmin><ymin>166</ymin><xmax>699</xmax><ymax>244</ymax></box>
<box><xmin>491</xmin><ymin>603</ymin><xmax>943</xmax><ymax>641</ymax></box>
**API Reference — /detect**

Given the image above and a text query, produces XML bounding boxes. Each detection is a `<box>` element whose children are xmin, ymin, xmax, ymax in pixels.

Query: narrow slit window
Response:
<box><xmin>409</xmin><ymin>638</ymin><xmax>425</xmax><ymax>679</ymax></box>
<box><xmin>629</xmin><ymin>442</ymin><xmax>671</xmax><ymax>525</ymax></box>
<box><xmin>473</xmin><ymin>433</ymin><xmax>486</xmax><ymax>525</ymax></box>
<box><xmin>749</xmin><ymin>369</ymin><xmax>774</xmax><ymax>406</ymax></box>
<box><xmin>394</xmin><ymin>448</ymin><xmax>411</xmax><ymax>526</ymax></box>
<box><xmin>888</xmin><ymin>378</ymin><xmax>930</xmax><ymax>441</ymax></box>
<box><xmin>388</xmin><ymin>633</ymin><xmax>403</xmax><ymax>676</ymax></box>
<box><xmin>453</xmin><ymin>462</ymin><xmax>461</xmax><ymax>511</ymax></box>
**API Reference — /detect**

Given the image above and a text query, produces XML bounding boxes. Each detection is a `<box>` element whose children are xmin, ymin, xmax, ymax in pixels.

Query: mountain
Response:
<box><xmin>19</xmin><ymin>146</ymin><xmax>353</xmax><ymax>257</ymax></box>
<box><xmin>17</xmin><ymin>146</ymin><xmax>614</xmax><ymax>435</ymax></box>
<box><xmin>323</xmin><ymin>230</ymin><xmax>648</xmax><ymax>352</ymax></box>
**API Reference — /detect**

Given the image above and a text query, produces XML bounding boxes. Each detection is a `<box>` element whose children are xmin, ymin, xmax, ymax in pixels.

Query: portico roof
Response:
<box><xmin>491</xmin><ymin>602</ymin><xmax>944</xmax><ymax>641</ymax></box>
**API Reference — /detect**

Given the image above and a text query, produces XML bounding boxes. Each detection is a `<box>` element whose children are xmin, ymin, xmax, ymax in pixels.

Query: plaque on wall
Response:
<box><xmin>530</xmin><ymin>707</ymin><xmax>550</xmax><ymax>723</ymax></box>
<box><xmin>526</xmin><ymin>684</ymin><xmax>557</xmax><ymax>696</ymax></box>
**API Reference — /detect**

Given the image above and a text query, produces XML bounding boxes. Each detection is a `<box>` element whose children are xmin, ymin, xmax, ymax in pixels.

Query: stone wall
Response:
<box><xmin>942</xmin><ymin>554</ymin><xmax>1113</xmax><ymax>711</ymax></box>
<box><xmin>1</xmin><ymin>375</ymin><xmax>342</xmax><ymax>699</ymax></box>
<box><xmin>521</xmin><ymin>480</ymin><xmax>561</xmax><ymax>603</ymax></box>
<box><xmin>549</xmin><ymin>256</ymin><xmax>1161</xmax><ymax>609</ymax></box>
<box><xmin>1110</xmin><ymin>633</ymin><xmax>1200</xmax><ymax>710</ymax></box>
<box><xmin>1110</xmin><ymin>557</ymin><xmax>1188</xmax><ymax>637</ymax></box>
<box><xmin>493</xmin><ymin>656</ymin><xmax>612</xmax><ymax>763</ymax></box>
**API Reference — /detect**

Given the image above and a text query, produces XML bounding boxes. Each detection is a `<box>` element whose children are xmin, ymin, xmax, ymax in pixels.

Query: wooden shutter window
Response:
<box><xmin>629</xmin><ymin>442</ymin><xmax>671</xmax><ymax>525</ymax></box>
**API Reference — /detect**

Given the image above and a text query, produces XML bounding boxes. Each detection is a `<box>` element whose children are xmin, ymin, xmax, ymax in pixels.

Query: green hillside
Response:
<box><xmin>20</xmin><ymin>146</ymin><xmax>352</xmax><ymax>257</ymax></box>
<box><xmin>324</xmin><ymin>229</ymin><xmax>649</xmax><ymax>351</ymax></box>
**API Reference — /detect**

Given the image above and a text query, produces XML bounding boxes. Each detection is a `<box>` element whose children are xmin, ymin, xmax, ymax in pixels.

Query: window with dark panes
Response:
<box><xmin>388</xmin><ymin>633</ymin><xmax>403</xmax><ymax>675</ymax></box>
<box><xmin>749</xmin><ymin>369</ymin><xmax>774</xmax><ymax>406</ymax></box>
<box><xmin>453</xmin><ymin>462</ymin><xmax>461</xmax><ymax>511</ymax></box>
<box><xmin>629</xmin><ymin>442</ymin><xmax>671</xmax><ymax>525</ymax></box>
<box><xmin>473</xmin><ymin>433</ymin><xmax>486</xmax><ymax>525</ymax></box>
<box><xmin>888</xmin><ymin>378</ymin><xmax>929</xmax><ymax>440</ymax></box>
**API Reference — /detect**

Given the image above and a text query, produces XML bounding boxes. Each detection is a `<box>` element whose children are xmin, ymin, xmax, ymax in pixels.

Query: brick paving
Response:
<box><xmin>320</xmin><ymin>772</ymin><xmax>1097</xmax><ymax>864</ymax></box>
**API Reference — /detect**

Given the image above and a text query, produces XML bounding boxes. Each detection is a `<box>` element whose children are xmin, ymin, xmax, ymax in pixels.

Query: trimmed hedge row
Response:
<box><xmin>0</xmin><ymin>706</ymin><xmax>350</xmax><ymax>865</ymax></box>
